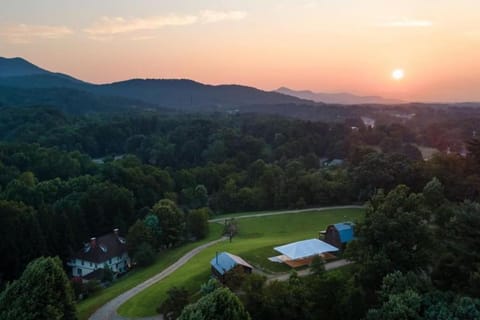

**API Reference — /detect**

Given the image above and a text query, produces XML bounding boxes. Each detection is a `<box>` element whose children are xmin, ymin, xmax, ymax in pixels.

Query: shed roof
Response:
<box><xmin>274</xmin><ymin>239</ymin><xmax>339</xmax><ymax>260</ymax></box>
<box><xmin>333</xmin><ymin>222</ymin><xmax>354</xmax><ymax>243</ymax></box>
<box><xmin>210</xmin><ymin>252</ymin><xmax>253</xmax><ymax>275</ymax></box>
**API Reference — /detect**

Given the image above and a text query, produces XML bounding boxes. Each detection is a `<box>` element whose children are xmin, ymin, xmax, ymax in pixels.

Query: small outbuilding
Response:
<box><xmin>210</xmin><ymin>252</ymin><xmax>253</xmax><ymax>281</ymax></box>
<box><xmin>323</xmin><ymin>222</ymin><xmax>354</xmax><ymax>249</ymax></box>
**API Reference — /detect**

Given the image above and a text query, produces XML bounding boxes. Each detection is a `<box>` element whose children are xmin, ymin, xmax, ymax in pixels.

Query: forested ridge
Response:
<box><xmin>1</xmin><ymin>105</ymin><xmax>480</xmax><ymax>319</ymax></box>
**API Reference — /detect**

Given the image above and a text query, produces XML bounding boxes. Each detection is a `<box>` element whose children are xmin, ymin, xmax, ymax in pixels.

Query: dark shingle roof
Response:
<box><xmin>72</xmin><ymin>232</ymin><xmax>127</xmax><ymax>263</ymax></box>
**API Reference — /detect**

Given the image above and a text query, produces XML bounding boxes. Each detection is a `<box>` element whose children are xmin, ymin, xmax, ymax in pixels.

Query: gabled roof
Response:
<box><xmin>333</xmin><ymin>222</ymin><xmax>354</xmax><ymax>243</ymax></box>
<box><xmin>72</xmin><ymin>232</ymin><xmax>127</xmax><ymax>263</ymax></box>
<box><xmin>210</xmin><ymin>252</ymin><xmax>253</xmax><ymax>275</ymax></box>
<box><xmin>274</xmin><ymin>239</ymin><xmax>339</xmax><ymax>260</ymax></box>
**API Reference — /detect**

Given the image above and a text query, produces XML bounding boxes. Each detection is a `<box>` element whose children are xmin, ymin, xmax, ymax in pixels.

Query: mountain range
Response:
<box><xmin>276</xmin><ymin>87</ymin><xmax>403</xmax><ymax>105</ymax></box>
<box><xmin>0</xmin><ymin>57</ymin><xmax>307</xmax><ymax>113</ymax></box>
<box><xmin>0</xmin><ymin>57</ymin><xmax>408</xmax><ymax>114</ymax></box>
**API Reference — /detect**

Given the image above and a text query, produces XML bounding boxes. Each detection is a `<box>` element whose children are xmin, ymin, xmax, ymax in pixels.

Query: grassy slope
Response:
<box><xmin>76</xmin><ymin>223</ymin><xmax>223</xmax><ymax>320</ymax></box>
<box><xmin>118</xmin><ymin>208</ymin><xmax>364</xmax><ymax>317</ymax></box>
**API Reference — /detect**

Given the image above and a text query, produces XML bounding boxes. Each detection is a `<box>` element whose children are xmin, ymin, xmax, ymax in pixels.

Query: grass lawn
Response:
<box><xmin>118</xmin><ymin>207</ymin><xmax>364</xmax><ymax>317</ymax></box>
<box><xmin>76</xmin><ymin>223</ymin><xmax>223</xmax><ymax>320</ymax></box>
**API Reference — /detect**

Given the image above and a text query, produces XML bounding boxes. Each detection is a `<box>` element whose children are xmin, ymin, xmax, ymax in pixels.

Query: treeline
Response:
<box><xmin>166</xmin><ymin>179</ymin><xmax>480</xmax><ymax>320</ymax></box>
<box><xmin>0</xmin><ymin>107</ymin><xmax>479</xmax><ymax>286</ymax></box>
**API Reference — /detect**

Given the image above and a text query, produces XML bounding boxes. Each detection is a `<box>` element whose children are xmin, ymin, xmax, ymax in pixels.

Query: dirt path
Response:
<box><xmin>89</xmin><ymin>237</ymin><xmax>228</xmax><ymax>320</ymax></box>
<box><xmin>209</xmin><ymin>205</ymin><xmax>364</xmax><ymax>223</ymax></box>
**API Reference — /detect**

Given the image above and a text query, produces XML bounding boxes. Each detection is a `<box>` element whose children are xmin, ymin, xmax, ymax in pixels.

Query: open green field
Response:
<box><xmin>76</xmin><ymin>223</ymin><xmax>223</xmax><ymax>320</ymax></box>
<box><xmin>118</xmin><ymin>207</ymin><xmax>364</xmax><ymax>317</ymax></box>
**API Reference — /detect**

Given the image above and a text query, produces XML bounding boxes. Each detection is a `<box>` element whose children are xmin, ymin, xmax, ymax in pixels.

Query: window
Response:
<box><xmin>78</xmin><ymin>268</ymin><xmax>82</xmax><ymax>276</ymax></box>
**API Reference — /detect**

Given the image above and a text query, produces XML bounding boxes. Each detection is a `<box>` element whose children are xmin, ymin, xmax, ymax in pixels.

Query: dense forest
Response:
<box><xmin>0</xmin><ymin>104</ymin><xmax>480</xmax><ymax>319</ymax></box>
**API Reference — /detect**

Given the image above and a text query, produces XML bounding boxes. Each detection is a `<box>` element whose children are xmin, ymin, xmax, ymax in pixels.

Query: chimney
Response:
<box><xmin>113</xmin><ymin>228</ymin><xmax>119</xmax><ymax>235</ymax></box>
<box><xmin>90</xmin><ymin>237</ymin><xmax>96</xmax><ymax>248</ymax></box>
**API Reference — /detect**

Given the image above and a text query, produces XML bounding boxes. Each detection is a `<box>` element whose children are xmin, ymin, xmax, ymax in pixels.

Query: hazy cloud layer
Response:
<box><xmin>199</xmin><ymin>10</ymin><xmax>246</xmax><ymax>23</ymax></box>
<box><xmin>84</xmin><ymin>10</ymin><xmax>247</xmax><ymax>37</ymax></box>
<box><xmin>378</xmin><ymin>19</ymin><xmax>433</xmax><ymax>28</ymax></box>
<box><xmin>0</xmin><ymin>24</ymin><xmax>73</xmax><ymax>44</ymax></box>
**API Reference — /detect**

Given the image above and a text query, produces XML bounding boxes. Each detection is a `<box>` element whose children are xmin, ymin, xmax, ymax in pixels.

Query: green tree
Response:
<box><xmin>144</xmin><ymin>213</ymin><xmax>162</xmax><ymax>247</ymax></box>
<box><xmin>127</xmin><ymin>219</ymin><xmax>154</xmax><ymax>255</ymax></box>
<box><xmin>423</xmin><ymin>177</ymin><xmax>445</xmax><ymax>209</ymax></box>
<box><xmin>0</xmin><ymin>256</ymin><xmax>77</xmax><ymax>320</ymax></box>
<box><xmin>347</xmin><ymin>185</ymin><xmax>432</xmax><ymax>292</ymax></box>
<box><xmin>432</xmin><ymin>201</ymin><xmax>480</xmax><ymax>297</ymax></box>
<box><xmin>152</xmin><ymin>199</ymin><xmax>185</xmax><ymax>247</ymax></box>
<box><xmin>0</xmin><ymin>200</ymin><xmax>46</xmax><ymax>280</ymax></box>
<box><xmin>157</xmin><ymin>287</ymin><xmax>190</xmax><ymax>320</ymax></box>
<box><xmin>200</xmin><ymin>278</ymin><xmax>221</xmax><ymax>295</ymax></box>
<box><xmin>179</xmin><ymin>287</ymin><xmax>250</xmax><ymax>320</ymax></box>
<box><xmin>133</xmin><ymin>242</ymin><xmax>156</xmax><ymax>267</ymax></box>
<box><xmin>187</xmin><ymin>208</ymin><xmax>210</xmax><ymax>239</ymax></box>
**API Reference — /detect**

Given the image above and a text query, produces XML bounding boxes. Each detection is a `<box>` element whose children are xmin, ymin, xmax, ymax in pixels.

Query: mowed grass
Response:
<box><xmin>118</xmin><ymin>208</ymin><xmax>364</xmax><ymax>317</ymax></box>
<box><xmin>76</xmin><ymin>223</ymin><xmax>223</xmax><ymax>320</ymax></box>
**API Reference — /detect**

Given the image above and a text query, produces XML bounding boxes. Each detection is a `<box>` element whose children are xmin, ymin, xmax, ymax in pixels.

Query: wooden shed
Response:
<box><xmin>210</xmin><ymin>252</ymin><xmax>253</xmax><ymax>282</ymax></box>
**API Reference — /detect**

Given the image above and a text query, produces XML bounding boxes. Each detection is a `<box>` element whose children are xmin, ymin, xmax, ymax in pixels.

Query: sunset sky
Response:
<box><xmin>1</xmin><ymin>0</ymin><xmax>480</xmax><ymax>102</ymax></box>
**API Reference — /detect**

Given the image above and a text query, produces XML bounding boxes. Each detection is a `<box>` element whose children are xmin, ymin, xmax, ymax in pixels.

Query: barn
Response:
<box><xmin>323</xmin><ymin>222</ymin><xmax>354</xmax><ymax>249</ymax></box>
<box><xmin>269</xmin><ymin>239</ymin><xmax>339</xmax><ymax>268</ymax></box>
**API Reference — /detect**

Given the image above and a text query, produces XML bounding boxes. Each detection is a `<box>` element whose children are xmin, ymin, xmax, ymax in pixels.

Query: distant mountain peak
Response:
<box><xmin>276</xmin><ymin>87</ymin><xmax>404</xmax><ymax>105</ymax></box>
<box><xmin>0</xmin><ymin>56</ymin><xmax>51</xmax><ymax>78</ymax></box>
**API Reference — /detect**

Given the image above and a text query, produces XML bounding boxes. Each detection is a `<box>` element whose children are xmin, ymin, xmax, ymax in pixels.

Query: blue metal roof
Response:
<box><xmin>334</xmin><ymin>222</ymin><xmax>354</xmax><ymax>243</ymax></box>
<box><xmin>210</xmin><ymin>252</ymin><xmax>253</xmax><ymax>275</ymax></box>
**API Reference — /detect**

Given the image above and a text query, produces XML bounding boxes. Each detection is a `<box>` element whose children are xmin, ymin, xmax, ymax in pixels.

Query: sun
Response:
<box><xmin>392</xmin><ymin>68</ymin><xmax>405</xmax><ymax>80</ymax></box>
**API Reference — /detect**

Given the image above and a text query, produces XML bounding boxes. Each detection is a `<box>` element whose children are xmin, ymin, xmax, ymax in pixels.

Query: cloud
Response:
<box><xmin>378</xmin><ymin>18</ymin><xmax>433</xmax><ymax>28</ymax></box>
<box><xmin>302</xmin><ymin>1</ymin><xmax>319</xmax><ymax>9</ymax></box>
<box><xmin>84</xmin><ymin>10</ymin><xmax>247</xmax><ymax>37</ymax></box>
<box><xmin>84</xmin><ymin>15</ymin><xmax>198</xmax><ymax>36</ymax></box>
<box><xmin>0</xmin><ymin>24</ymin><xmax>73</xmax><ymax>44</ymax></box>
<box><xmin>199</xmin><ymin>10</ymin><xmax>247</xmax><ymax>23</ymax></box>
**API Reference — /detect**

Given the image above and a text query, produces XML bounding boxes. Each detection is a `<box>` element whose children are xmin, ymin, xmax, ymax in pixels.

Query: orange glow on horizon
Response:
<box><xmin>2</xmin><ymin>0</ymin><xmax>480</xmax><ymax>102</ymax></box>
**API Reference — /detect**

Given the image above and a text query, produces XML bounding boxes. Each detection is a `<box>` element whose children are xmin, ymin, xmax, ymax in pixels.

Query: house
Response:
<box><xmin>323</xmin><ymin>222</ymin><xmax>354</xmax><ymax>249</ymax></box>
<box><xmin>67</xmin><ymin>228</ymin><xmax>130</xmax><ymax>279</ymax></box>
<box><xmin>269</xmin><ymin>238</ymin><xmax>339</xmax><ymax>268</ymax></box>
<box><xmin>210</xmin><ymin>252</ymin><xmax>253</xmax><ymax>281</ymax></box>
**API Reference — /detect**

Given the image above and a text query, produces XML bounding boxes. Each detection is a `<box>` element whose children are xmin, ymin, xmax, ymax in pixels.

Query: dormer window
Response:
<box><xmin>100</xmin><ymin>245</ymin><xmax>108</xmax><ymax>253</ymax></box>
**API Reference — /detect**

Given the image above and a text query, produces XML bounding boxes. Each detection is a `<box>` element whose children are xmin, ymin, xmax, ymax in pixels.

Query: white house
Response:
<box><xmin>68</xmin><ymin>228</ymin><xmax>130</xmax><ymax>279</ymax></box>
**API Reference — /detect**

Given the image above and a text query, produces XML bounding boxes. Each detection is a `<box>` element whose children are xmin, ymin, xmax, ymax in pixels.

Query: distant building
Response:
<box><xmin>326</xmin><ymin>159</ymin><xmax>344</xmax><ymax>167</ymax></box>
<box><xmin>67</xmin><ymin>228</ymin><xmax>130</xmax><ymax>279</ymax></box>
<box><xmin>210</xmin><ymin>252</ymin><xmax>253</xmax><ymax>281</ymax></box>
<box><xmin>320</xmin><ymin>158</ymin><xmax>345</xmax><ymax>167</ymax></box>
<box><xmin>361</xmin><ymin>116</ymin><xmax>375</xmax><ymax>128</ymax></box>
<box><xmin>323</xmin><ymin>222</ymin><xmax>355</xmax><ymax>249</ymax></box>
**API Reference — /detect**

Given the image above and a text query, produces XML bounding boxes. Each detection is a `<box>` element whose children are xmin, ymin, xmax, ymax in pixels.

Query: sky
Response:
<box><xmin>1</xmin><ymin>0</ymin><xmax>480</xmax><ymax>102</ymax></box>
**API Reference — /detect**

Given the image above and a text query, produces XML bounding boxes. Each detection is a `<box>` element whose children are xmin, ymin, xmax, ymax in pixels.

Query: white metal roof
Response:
<box><xmin>274</xmin><ymin>239</ymin><xmax>339</xmax><ymax>260</ymax></box>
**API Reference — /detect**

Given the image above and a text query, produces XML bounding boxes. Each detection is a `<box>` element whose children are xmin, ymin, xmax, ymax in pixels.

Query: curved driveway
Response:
<box><xmin>89</xmin><ymin>237</ymin><xmax>227</xmax><ymax>320</ymax></box>
<box><xmin>90</xmin><ymin>205</ymin><xmax>364</xmax><ymax>319</ymax></box>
